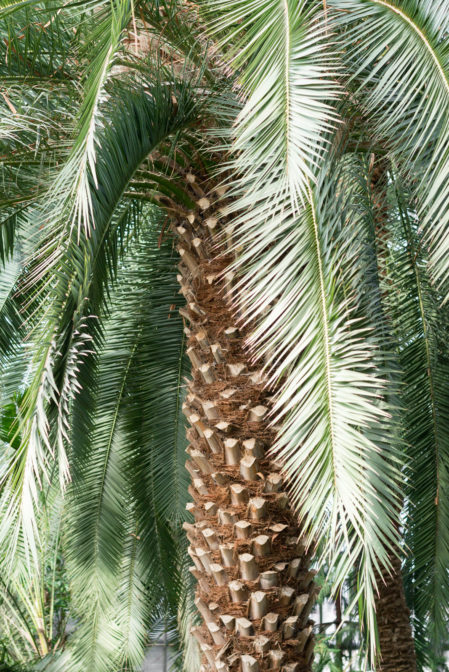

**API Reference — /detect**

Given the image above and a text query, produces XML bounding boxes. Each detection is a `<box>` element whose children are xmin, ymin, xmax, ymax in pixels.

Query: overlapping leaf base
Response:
<box><xmin>174</xmin><ymin>177</ymin><xmax>317</xmax><ymax>672</ymax></box>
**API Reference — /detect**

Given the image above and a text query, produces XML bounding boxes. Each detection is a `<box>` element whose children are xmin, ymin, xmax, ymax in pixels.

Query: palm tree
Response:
<box><xmin>1</xmin><ymin>1</ymin><xmax>449</xmax><ymax>672</ymax></box>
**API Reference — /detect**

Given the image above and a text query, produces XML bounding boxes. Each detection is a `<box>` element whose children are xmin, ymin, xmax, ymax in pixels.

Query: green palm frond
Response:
<box><xmin>65</xmin><ymin>211</ymin><xmax>189</xmax><ymax>672</ymax></box>
<box><xmin>0</xmin><ymin>4</ymin><xmax>72</xmax><ymax>80</ymax></box>
<box><xmin>136</xmin><ymin>0</ymin><xmax>220</xmax><ymax>86</ymax></box>
<box><xmin>384</xmin><ymin>178</ymin><xmax>449</xmax><ymax>667</ymax></box>
<box><xmin>0</xmin><ymin>108</ymin><xmax>62</xmax><ymax>264</ymax></box>
<box><xmin>201</xmin><ymin>0</ymin><xmax>339</xmax><ymax>206</ymax></box>
<box><xmin>0</xmin><ymin>249</ymin><xmax>24</xmax><ymax>359</ymax></box>
<box><xmin>328</xmin><ymin>153</ymin><xmax>402</xmax><ymax>395</ymax></box>
<box><xmin>0</xmin><ymin>473</ymin><xmax>67</xmax><ymax>668</ymax></box>
<box><xmin>332</xmin><ymin>0</ymin><xmax>449</xmax><ymax>291</ymax></box>
<box><xmin>0</xmin><ymin>208</ymin><xmax>28</xmax><ymax>267</ymax></box>
<box><xmin>0</xmin><ymin>75</ymin><xmax>201</xmax><ymax>565</ymax></box>
<box><xmin>54</xmin><ymin>0</ymin><xmax>133</xmax><ymax>236</ymax></box>
<box><xmin>124</xmin><ymin>248</ymin><xmax>190</xmax><ymax>523</ymax></box>
<box><xmin>111</xmin><ymin>510</ymin><xmax>153</xmax><ymax>671</ymax></box>
<box><xmin>0</xmin><ymin>0</ymin><xmax>37</xmax><ymax>17</ymax></box>
<box><xmin>174</xmin><ymin>560</ymin><xmax>200</xmax><ymax>672</ymax></box>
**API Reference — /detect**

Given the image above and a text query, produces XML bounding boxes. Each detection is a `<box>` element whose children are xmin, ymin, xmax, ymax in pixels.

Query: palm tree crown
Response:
<box><xmin>0</xmin><ymin>1</ymin><xmax>448</xmax><ymax>670</ymax></box>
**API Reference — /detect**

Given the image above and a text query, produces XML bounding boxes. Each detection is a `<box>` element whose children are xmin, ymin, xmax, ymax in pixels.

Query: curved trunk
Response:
<box><xmin>375</xmin><ymin>552</ymin><xmax>417</xmax><ymax>672</ymax></box>
<box><xmin>174</xmin><ymin>174</ymin><xmax>318</xmax><ymax>672</ymax></box>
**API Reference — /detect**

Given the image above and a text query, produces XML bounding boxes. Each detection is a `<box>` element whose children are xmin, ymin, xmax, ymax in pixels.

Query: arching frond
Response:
<box><xmin>0</xmin><ymin>0</ymin><xmax>38</xmax><ymax>17</ymax></box>
<box><xmin>0</xmin><ymin>473</ymin><xmax>67</xmax><ymax>667</ymax></box>
<box><xmin>332</xmin><ymin>0</ymin><xmax>449</xmax><ymax>291</ymax></box>
<box><xmin>50</xmin><ymin>0</ymin><xmax>133</xmax><ymax>237</ymax></box>
<box><xmin>0</xmin><ymin>75</ymin><xmax>201</xmax><ymax>565</ymax></box>
<box><xmin>200</xmin><ymin>0</ymin><xmax>339</xmax><ymax>206</ymax></box>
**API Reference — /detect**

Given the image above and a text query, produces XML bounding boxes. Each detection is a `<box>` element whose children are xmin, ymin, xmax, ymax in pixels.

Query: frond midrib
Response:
<box><xmin>402</xmin><ymin>217</ymin><xmax>444</xmax><ymax>628</ymax></box>
<box><xmin>307</xmin><ymin>181</ymin><xmax>337</xmax><ymax>491</ymax></box>
<box><xmin>91</xmin><ymin>333</ymin><xmax>141</xmax><ymax>569</ymax></box>
<box><xmin>282</xmin><ymin>0</ymin><xmax>291</xmax><ymax>179</ymax></box>
<box><xmin>371</xmin><ymin>0</ymin><xmax>449</xmax><ymax>95</ymax></box>
<box><xmin>171</xmin><ymin>327</ymin><xmax>186</xmax><ymax>520</ymax></box>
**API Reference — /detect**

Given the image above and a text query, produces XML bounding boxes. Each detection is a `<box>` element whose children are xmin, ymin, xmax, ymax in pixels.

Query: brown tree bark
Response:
<box><xmin>375</xmin><ymin>552</ymin><xmax>417</xmax><ymax>672</ymax></box>
<box><xmin>172</xmin><ymin>172</ymin><xmax>318</xmax><ymax>672</ymax></box>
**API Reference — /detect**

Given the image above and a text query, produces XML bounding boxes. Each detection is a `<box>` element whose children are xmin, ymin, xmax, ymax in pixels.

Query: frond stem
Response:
<box><xmin>171</xmin><ymin>324</ymin><xmax>186</xmax><ymax>517</ymax></box>
<box><xmin>282</xmin><ymin>0</ymin><xmax>291</xmax><ymax>179</ymax></box>
<box><xmin>307</xmin><ymin>181</ymin><xmax>337</xmax><ymax>485</ymax></box>
<box><xmin>92</xmin><ymin>333</ymin><xmax>141</xmax><ymax>566</ymax></box>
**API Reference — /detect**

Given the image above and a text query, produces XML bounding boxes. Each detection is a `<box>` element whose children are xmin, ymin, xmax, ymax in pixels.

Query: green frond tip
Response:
<box><xmin>0</xmin><ymin>0</ymin><xmax>36</xmax><ymax>15</ymax></box>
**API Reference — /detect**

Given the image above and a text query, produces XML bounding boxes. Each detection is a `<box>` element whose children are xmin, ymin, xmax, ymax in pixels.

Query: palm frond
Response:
<box><xmin>136</xmin><ymin>0</ymin><xmax>220</xmax><ymax>86</ymax></box>
<box><xmin>0</xmin><ymin>74</ymin><xmax>201</xmax><ymax>565</ymax></box>
<box><xmin>200</xmin><ymin>0</ymin><xmax>339</xmax><ymax>206</ymax></box>
<box><xmin>384</xmin><ymin>177</ymin><xmax>449</xmax><ymax>667</ymax></box>
<box><xmin>0</xmin><ymin>248</ymin><xmax>24</xmax><ymax>359</ymax></box>
<box><xmin>0</xmin><ymin>0</ymin><xmax>37</xmax><ymax>17</ymax></box>
<box><xmin>54</xmin><ymin>0</ymin><xmax>132</xmax><ymax>236</ymax></box>
<box><xmin>65</xmin><ymin>211</ymin><xmax>190</xmax><ymax>672</ymax></box>
<box><xmin>332</xmin><ymin>0</ymin><xmax>449</xmax><ymax>291</ymax></box>
<box><xmin>0</xmin><ymin>473</ymin><xmax>66</xmax><ymax>667</ymax></box>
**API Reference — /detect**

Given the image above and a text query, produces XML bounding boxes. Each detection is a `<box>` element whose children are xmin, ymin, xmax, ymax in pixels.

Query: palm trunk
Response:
<box><xmin>375</xmin><ymin>552</ymin><xmax>417</xmax><ymax>672</ymax></box>
<box><xmin>174</xmin><ymin>173</ymin><xmax>318</xmax><ymax>672</ymax></box>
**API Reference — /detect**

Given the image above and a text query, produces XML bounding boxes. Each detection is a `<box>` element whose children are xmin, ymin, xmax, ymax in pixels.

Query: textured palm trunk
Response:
<box><xmin>375</xmin><ymin>552</ymin><xmax>417</xmax><ymax>672</ymax></box>
<box><xmin>172</xmin><ymin>173</ymin><xmax>318</xmax><ymax>672</ymax></box>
